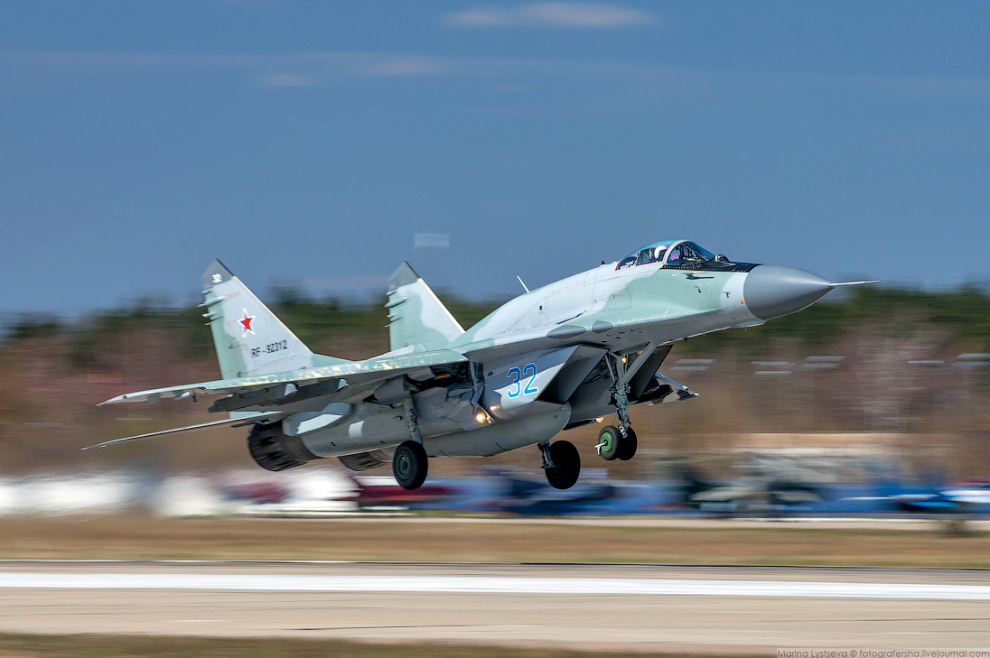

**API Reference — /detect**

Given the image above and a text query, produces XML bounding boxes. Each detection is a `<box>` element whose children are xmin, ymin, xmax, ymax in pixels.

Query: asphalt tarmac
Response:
<box><xmin>0</xmin><ymin>560</ymin><xmax>988</xmax><ymax>653</ymax></box>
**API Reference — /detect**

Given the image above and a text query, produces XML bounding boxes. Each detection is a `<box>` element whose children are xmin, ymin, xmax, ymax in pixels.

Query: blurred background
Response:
<box><xmin>2</xmin><ymin>286</ymin><xmax>989</xmax><ymax>519</ymax></box>
<box><xmin>1</xmin><ymin>1</ymin><xmax>989</xmax><ymax>520</ymax></box>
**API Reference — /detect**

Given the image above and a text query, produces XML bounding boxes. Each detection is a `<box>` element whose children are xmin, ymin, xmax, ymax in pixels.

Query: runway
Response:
<box><xmin>0</xmin><ymin>561</ymin><xmax>988</xmax><ymax>653</ymax></box>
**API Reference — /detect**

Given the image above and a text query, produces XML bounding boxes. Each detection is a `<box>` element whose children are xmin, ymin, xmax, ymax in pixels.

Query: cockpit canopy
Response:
<box><xmin>616</xmin><ymin>240</ymin><xmax>719</xmax><ymax>271</ymax></box>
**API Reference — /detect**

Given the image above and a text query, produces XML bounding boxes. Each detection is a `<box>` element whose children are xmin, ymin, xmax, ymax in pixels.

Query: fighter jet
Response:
<box><xmin>92</xmin><ymin>240</ymin><xmax>872</xmax><ymax>490</ymax></box>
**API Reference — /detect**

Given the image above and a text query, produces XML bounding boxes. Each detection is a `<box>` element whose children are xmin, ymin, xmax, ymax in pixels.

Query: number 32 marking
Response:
<box><xmin>507</xmin><ymin>363</ymin><xmax>539</xmax><ymax>399</ymax></box>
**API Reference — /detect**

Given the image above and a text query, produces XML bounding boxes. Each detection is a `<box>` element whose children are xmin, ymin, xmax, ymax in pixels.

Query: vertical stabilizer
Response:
<box><xmin>386</xmin><ymin>262</ymin><xmax>464</xmax><ymax>352</ymax></box>
<box><xmin>201</xmin><ymin>260</ymin><xmax>348</xmax><ymax>379</ymax></box>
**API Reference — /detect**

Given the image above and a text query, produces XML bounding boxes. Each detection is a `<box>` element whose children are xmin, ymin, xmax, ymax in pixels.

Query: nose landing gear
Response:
<box><xmin>596</xmin><ymin>424</ymin><xmax>638</xmax><ymax>461</ymax></box>
<box><xmin>597</xmin><ymin>352</ymin><xmax>642</xmax><ymax>462</ymax></box>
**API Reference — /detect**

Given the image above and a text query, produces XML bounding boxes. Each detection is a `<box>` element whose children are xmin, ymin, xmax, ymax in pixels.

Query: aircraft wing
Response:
<box><xmin>99</xmin><ymin>348</ymin><xmax>468</xmax><ymax>405</ymax></box>
<box><xmin>83</xmin><ymin>412</ymin><xmax>282</xmax><ymax>450</ymax></box>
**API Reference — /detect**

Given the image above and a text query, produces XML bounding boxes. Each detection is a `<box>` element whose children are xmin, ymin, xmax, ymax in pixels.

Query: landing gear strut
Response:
<box><xmin>393</xmin><ymin>398</ymin><xmax>428</xmax><ymax>490</ymax></box>
<box><xmin>540</xmin><ymin>440</ymin><xmax>581</xmax><ymax>490</ymax></box>
<box><xmin>596</xmin><ymin>352</ymin><xmax>639</xmax><ymax>461</ymax></box>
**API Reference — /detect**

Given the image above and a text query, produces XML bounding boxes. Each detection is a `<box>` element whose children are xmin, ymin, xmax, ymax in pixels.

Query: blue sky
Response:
<box><xmin>2</xmin><ymin>1</ymin><xmax>989</xmax><ymax>315</ymax></box>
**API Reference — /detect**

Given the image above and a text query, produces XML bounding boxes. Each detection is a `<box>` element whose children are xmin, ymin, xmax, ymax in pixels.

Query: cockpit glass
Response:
<box><xmin>688</xmin><ymin>242</ymin><xmax>716</xmax><ymax>260</ymax></box>
<box><xmin>636</xmin><ymin>245</ymin><xmax>667</xmax><ymax>266</ymax></box>
<box><xmin>617</xmin><ymin>243</ymin><xmax>668</xmax><ymax>270</ymax></box>
<box><xmin>665</xmin><ymin>241</ymin><xmax>715</xmax><ymax>267</ymax></box>
<box><xmin>616</xmin><ymin>240</ymin><xmax>719</xmax><ymax>271</ymax></box>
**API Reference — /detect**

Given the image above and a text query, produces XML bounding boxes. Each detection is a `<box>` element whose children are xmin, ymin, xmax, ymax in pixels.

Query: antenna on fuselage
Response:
<box><xmin>516</xmin><ymin>275</ymin><xmax>530</xmax><ymax>293</ymax></box>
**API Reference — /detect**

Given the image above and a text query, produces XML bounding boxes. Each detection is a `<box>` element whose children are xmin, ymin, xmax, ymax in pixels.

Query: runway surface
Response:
<box><xmin>1</xmin><ymin>560</ymin><xmax>988</xmax><ymax>653</ymax></box>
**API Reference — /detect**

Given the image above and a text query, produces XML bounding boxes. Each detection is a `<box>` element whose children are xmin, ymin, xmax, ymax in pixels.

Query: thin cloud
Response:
<box><xmin>252</xmin><ymin>57</ymin><xmax>438</xmax><ymax>87</ymax></box>
<box><xmin>358</xmin><ymin>56</ymin><xmax>438</xmax><ymax>77</ymax></box>
<box><xmin>0</xmin><ymin>51</ymin><xmax>448</xmax><ymax>83</ymax></box>
<box><xmin>0</xmin><ymin>50</ymin><xmax>675</xmax><ymax>83</ymax></box>
<box><xmin>3</xmin><ymin>50</ymin><xmax>988</xmax><ymax>100</ymax></box>
<box><xmin>254</xmin><ymin>73</ymin><xmax>317</xmax><ymax>88</ymax></box>
<box><xmin>443</xmin><ymin>2</ymin><xmax>656</xmax><ymax>28</ymax></box>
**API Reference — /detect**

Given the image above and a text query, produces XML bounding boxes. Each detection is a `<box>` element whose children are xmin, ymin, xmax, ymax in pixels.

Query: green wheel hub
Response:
<box><xmin>598</xmin><ymin>425</ymin><xmax>622</xmax><ymax>461</ymax></box>
<box><xmin>395</xmin><ymin>454</ymin><xmax>412</xmax><ymax>478</ymax></box>
<box><xmin>601</xmin><ymin>431</ymin><xmax>615</xmax><ymax>451</ymax></box>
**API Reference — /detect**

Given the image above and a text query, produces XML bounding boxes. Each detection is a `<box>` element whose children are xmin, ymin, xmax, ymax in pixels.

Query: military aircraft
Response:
<box><xmin>92</xmin><ymin>240</ymin><xmax>871</xmax><ymax>490</ymax></box>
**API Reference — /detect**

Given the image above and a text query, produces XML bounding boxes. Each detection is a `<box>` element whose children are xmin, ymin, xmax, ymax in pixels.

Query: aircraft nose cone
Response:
<box><xmin>743</xmin><ymin>265</ymin><xmax>832</xmax><ymax>321</ymax></box>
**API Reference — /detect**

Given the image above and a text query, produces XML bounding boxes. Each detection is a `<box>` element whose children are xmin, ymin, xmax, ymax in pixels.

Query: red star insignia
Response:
<box><xmin>239</xmin><ymin>308</ymin><xmax>256</xmax><ymax>336</ymax></box>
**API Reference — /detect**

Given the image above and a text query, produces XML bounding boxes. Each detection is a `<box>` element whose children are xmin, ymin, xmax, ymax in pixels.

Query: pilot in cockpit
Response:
<box><xmin>616</xmin><ymin>240</ymin><xmax>722</xmax><ymax>271</ymax></box>
<box><xmin>666</xmin><ymin>242</ymin><xmax>714</xmax><ymax>268</ymax></box>
<box><xmin>637</xmin><ymin>245</ymin><xmax>667</xmax><ymax>266</ymax></box>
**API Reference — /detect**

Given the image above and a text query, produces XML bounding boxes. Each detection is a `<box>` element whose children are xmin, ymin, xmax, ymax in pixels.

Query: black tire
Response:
<box><xmin>545</xmin><ymin>440</ymin><xmax>581</xmax><ymax>490</ymax></box>
<box><xmin>617</xmin><ymin>427</ymin><xmax>638</xmax><ymax>461</ymax></box>
<box><xmin>597</xmin><ymin>425</ymin><xmax>622</xmax><ymax>461</ymax></box>
<box><xmin>392</xmin><ymin>441</ymin><xmax>428</xmax><ymax>490</ymax></box>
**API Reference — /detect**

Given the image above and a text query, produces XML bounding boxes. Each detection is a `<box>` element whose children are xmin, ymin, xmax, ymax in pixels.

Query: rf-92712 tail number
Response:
<box><xmin>251</xmin><ymin>340</ymin><xmax>288</xmax><ymax>357</ymax></box>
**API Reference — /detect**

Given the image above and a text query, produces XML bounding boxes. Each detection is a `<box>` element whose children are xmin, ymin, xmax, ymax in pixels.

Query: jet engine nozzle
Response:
<box><xmin>247</xmin><ymin>423</ymin><xmax>320</xmax><ymax>472</ymax></box>
<box><xmin>743</xmin><ymin>265</ymin><xmax>833</xmax><ymax>321</ymax></box>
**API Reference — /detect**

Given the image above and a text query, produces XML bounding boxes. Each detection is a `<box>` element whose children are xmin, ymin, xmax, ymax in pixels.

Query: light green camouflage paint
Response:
<box><xmin>200</xmin><ymin>259</ymin><xmax>349</xmax><ymax>381</ymax></box>
<box><xmin>386</xmin><ymin>262</ymin><xmax>464</xmax><ymax>352</ymax></box>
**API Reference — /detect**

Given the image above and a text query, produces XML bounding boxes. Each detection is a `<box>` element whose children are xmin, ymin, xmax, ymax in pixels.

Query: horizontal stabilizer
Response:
<box><xmin>83</xmin><ymin>412</ymin><xmax>281</xmax><ymax>450</ymax></box>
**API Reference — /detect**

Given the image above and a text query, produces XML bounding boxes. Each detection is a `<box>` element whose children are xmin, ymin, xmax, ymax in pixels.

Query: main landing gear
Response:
<box><xmin>392</xmin><ymin>440</ymin><xmax>428</xmax><ymax>490</ymax></box>
<box><xmin>540</xmin><ymin>440</ymin><xmax>580</xmax><ymax>490</ymax></box>
<box><xmin>596</xmin><ymin>352</ymin><xmax>639</xmax><ymax>462</ymax></box>
<box><xmin>393</xmin><ymin>399</ymin><xmax>428</xmax><ymax>490</ymax></box>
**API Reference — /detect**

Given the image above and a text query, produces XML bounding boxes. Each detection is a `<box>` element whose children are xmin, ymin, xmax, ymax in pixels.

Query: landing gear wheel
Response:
<box><xmin>597</xmin><ymin>425</ymin><xmax>622</xmax><ymax>461</ymax></box>
<box><xmin>392</xmin><ymin>440</ymin><xmax>428</xmax><ymax>490</ymax></box>
<box><xmin>545</xmin><ymin>440</ymin><xmax>581</xmax><ymax>490</ymax></box>
<box><xmin>617</xmin><ymin>427</ymin><xmax>638</xmax><ymax>461</ymax></box>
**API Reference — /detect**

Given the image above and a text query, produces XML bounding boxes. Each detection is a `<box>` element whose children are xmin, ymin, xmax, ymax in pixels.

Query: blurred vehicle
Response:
<box><xmin>475</xmin><ymin>467</ymin><xmax>656</xmax><ymax>516</ymax></box>
<box><xmin>667</xmin><ymin>457</ymin><xmax>823</xmax><ymax>515</ymax></box>
<box><xmin>350</xmin><ymin>475</ymin><xmax>462</xmax><ymax>510</ymax></box>
<box><xmin>892</xmin><ymin>480</ymin><xmax>990</xmax><ymax>514</ymax></box>
<box><xmin>217</xmin><ymin>480</ymin><xmax>290</xmax><ymax>504</ymax></box>
<box><xmin>941</xmin><ymin>480</ymin><xmax>990</xmax><ymax>506</ymax></box>
<box><xmin>501</xmin><ymin>480</ymin><xmax>655</xmax><ymax>516</ymax></box>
